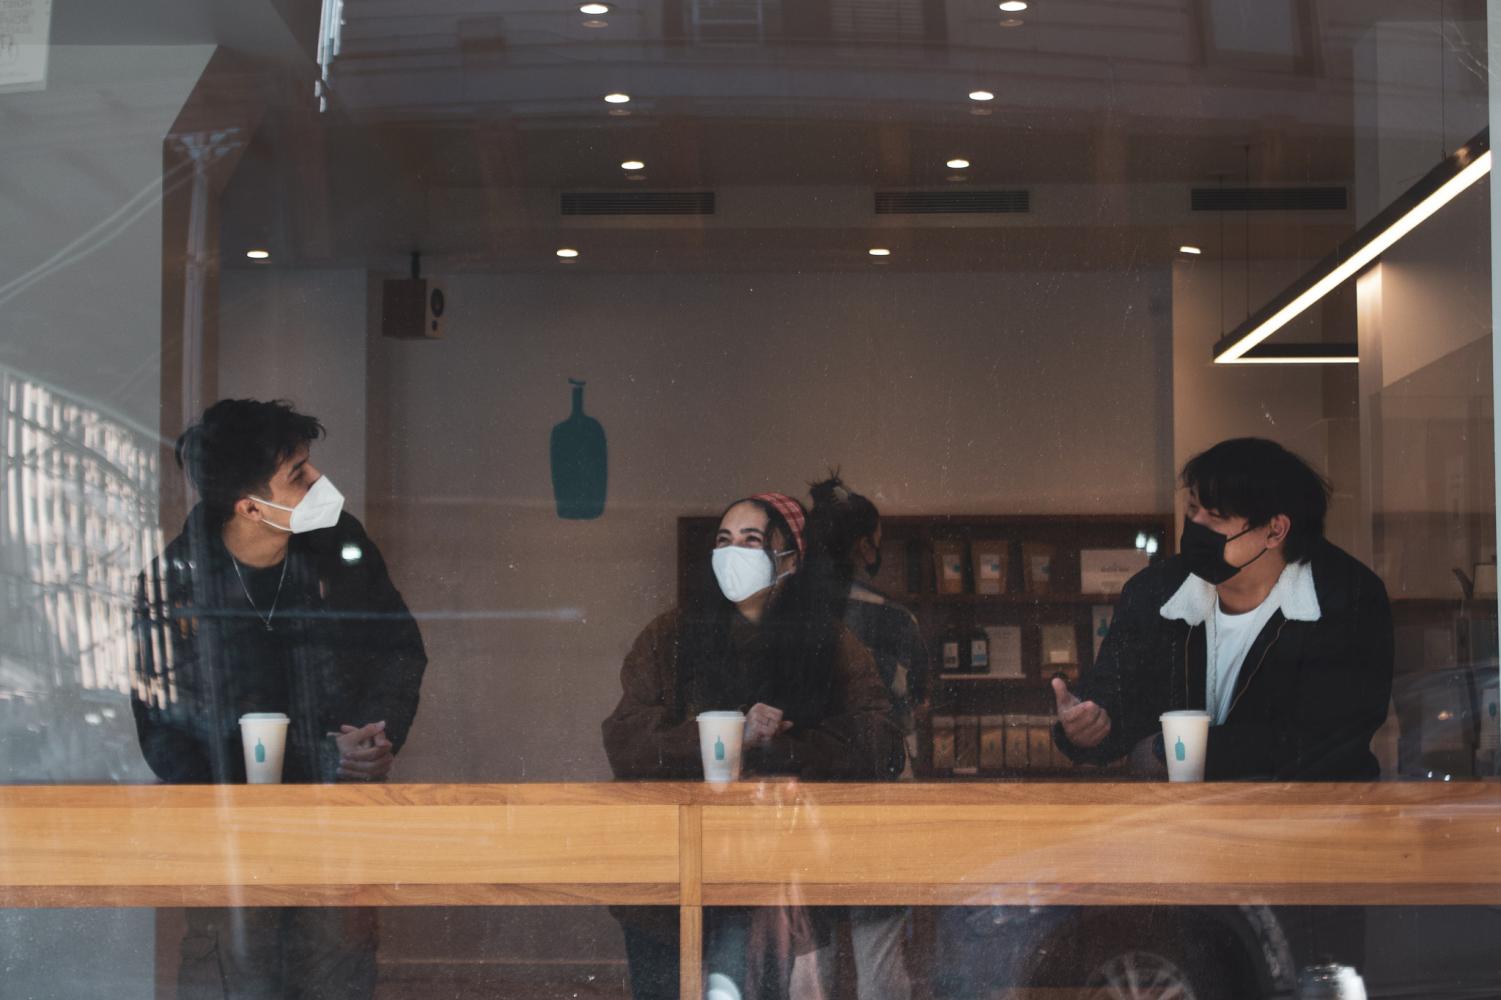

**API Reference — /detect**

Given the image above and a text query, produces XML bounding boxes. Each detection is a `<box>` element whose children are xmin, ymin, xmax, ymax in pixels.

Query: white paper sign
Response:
<box><xmin>1080</xmin><ymin>548</ymin><xmax>1148</xmax><ymax>595</ymax></box>
<box><xmin>984</xmin><ymin>625</ymin><xmax>1024</xmax><ymax>678</ymax></box>
<box><xmin>0</xmin><ymin>0</ymin><xmax>52</xmax><ymax>94</ymax></box>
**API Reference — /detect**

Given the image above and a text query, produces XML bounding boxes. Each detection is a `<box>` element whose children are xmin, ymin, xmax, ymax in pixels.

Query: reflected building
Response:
<box><xmin>0</xmin><ymin>366</ymin><xmax>161</xmax><ymax>781</ymax></box>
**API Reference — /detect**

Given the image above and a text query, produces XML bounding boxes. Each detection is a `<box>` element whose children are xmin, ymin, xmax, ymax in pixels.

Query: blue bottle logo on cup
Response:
<box><xmin>1174</xmin><ymin>737</ymin><xmax>1186</xmax><ymax>762</ymax></box>
<box><xmin>255</xmin><ymin>738</ymin><xmax>266</xmax><ymax>764</ymax></box>
<box><xmin>714</xmin><ymin>736</ymin><xmax>726</xmax><ymax>761</ymax></box>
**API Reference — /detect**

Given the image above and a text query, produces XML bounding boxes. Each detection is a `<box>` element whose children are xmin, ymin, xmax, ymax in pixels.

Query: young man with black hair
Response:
<box><xmin>1052</xmin><ymin>437</ymin><xmax>1394</xmax><ymax>780</ymax></box>
<box><xmin>132</xmin><ymin>398</ymin><xmax>427</xmax><ymax>999</ymax></box>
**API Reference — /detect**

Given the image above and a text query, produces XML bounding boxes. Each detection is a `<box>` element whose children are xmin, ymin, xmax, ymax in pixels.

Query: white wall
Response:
<box><xmin>335</xmin><ymin>268</ymin><xmax>1174</xmax><ymax>782</ymax></box>
<box><xmin>219</xmin><ymin>268</ymin><xmax>370</xmax><ymax>519</ymax></box>
<box><xmin>1354</xmin><ymin>16</ymin><xmax>1489</xmax><ymax>230</ymax></box>
<box><xmin>1371</xmin><ymin>183</ymin><xmax>1493</xmax><ymax>392</ymax></box>
<box><xmin>1169</xmin><ymin>255</ymin><xmax>1356</xmax><ymax>547</ymax></box>
<box><xmin>1356</xmin><ymin>15</ymin><xmax>1495</xmax><ymax>600</ymax></box>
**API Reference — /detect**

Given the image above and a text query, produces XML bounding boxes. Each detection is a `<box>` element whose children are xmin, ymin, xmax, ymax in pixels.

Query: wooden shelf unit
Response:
<box><xmin>679</xmin><ymin>513</ymin><xmax>1175</xmax><ymax>779</ymax></box>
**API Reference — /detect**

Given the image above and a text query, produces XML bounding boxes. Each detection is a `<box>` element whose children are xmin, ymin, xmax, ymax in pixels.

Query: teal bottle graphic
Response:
<box><xmin>550</xmin><ymin>379</ymin><xmax>607</xmax><ymax>520</ymax></box>
<box><xmin>255</xmin><ymin>738</ymin><xmax>266</xmax><ymax>764</ymax></box>
<box><xmin>1174</xmin><ymin>737</ymin><xmax>1186</xmax><ymax>762</ymax></box>
<box><xmin>714</xmin><ymin>737</ymin><xmax>726</xmax><ymax>761</ymax></box>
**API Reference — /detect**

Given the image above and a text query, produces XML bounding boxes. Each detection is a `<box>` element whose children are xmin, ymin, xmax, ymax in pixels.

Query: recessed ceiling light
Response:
<box><xmin>621</xmin><ymin>160</ymin><xmax>645</xmax><ymax>170</ymax></box>
<box><xmin>581</xmin><ymin>18</ymin><xmax>608</xmax><ymax>28</ymax></box>
<box><xmin>1179</xmin><ymin>245</ymin><xmax>1203</xmax><ymax>255</ymax></box>
<box><xmin>968</xmin><ymin>90</ymin><xmax>995</xmax><ymax>102</ymax></box>
<box><xmin>603</xmin><ymin>92</ymin><xmax>631</xmax><ymax>104</ymax></box>
<box><xmin>946</xmin><ymin>158</ymin><xmax>971</xmax><ymax>169</ymax></box>
<box><xmin>245</xmin><ymin>249</ymin><xmax>270</xmax><ymax>260</ymax></box>
<box><xmin>868</xmin><ymin>248</ymin><xmax>892</xmax><ymax>257</ymax></box>
<box><xmin>579</xmin><ymin>3</ymin><xmax>611</xmax><ymax>13</ymax></box>
<box><xmin>998</xmin><ymin>0</ymin><xmax>1028</xmax><ymax>10</ymax></box>
<box><xmin>556</xmin><ymin>248</ymin><xmax>580</xmax><ymax>258</ymax></box>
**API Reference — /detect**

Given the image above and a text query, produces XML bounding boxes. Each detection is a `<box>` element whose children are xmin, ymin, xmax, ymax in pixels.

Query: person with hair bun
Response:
<box><xmin>796</xmin><ymin>474</ymin><xmax>928</xmax><ymax>1000</ymax></box>
<box><xmin>603</xmin><ymin>491</ymin><xmax>903</xmax><ymax>1000</ymax></box>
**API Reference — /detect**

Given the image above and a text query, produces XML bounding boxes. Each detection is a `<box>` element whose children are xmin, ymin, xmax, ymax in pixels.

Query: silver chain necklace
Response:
<box><xmin>230</xmin><ymin>554</ymin><xmax>289</xmax><ymax>632</ymax></box>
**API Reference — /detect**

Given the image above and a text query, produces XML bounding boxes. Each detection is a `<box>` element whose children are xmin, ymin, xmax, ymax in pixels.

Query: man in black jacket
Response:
<box><xmin>132</xmin><ymin>399</ymin><xmax>426</xmax><ymax>999</ymax></box>
<box><xmin>1053</xmin><ymin>437</ymin><xmax>1393</xmax><ymax>780</ymax></box>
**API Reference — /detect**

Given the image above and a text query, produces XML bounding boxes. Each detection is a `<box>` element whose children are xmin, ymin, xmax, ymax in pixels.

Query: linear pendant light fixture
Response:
<box><xmin>1212</xmin><ymin>128</ymin><xmax>1490</xmax><ymax>365</ymax></box>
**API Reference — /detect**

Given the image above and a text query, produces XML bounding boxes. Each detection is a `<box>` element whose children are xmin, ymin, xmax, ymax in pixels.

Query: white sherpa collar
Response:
<box><xmin>1160</xmin><ymin>559</ymin><xmax>1322</xmax><ymax>625</ymax></box>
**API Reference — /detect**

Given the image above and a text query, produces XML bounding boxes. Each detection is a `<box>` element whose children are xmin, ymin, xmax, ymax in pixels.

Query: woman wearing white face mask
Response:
<box><xmin>603</xmin><ymin>491</ymin><xmax>904</xmax><ymax>1000</ymax></box>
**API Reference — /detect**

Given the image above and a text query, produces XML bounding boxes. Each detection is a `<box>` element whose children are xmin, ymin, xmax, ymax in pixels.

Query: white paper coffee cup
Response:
<box><xmin>1160</xmin><ymin>710</ymin><xmax>1211</xmax><ymax>782</ymax></box>
<box><xmin>696</xmin><ymin>711</ymin><xmax>746</xmax><ymax>784</ymax></box>
<box><xmin>239</xmin><ymin>713</ymin><xmax>290</xmax><ymax>784</ymax></box>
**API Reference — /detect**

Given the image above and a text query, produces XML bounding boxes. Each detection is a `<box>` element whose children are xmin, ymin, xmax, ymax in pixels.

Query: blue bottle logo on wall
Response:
<box><xmin>550</xmin><ymin>379</ymin><xmax>608</xmax><ymax>520</ymax></box>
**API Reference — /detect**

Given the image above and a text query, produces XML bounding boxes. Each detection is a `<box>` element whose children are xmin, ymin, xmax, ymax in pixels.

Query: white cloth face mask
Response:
<box><xmin>251</xmin><ymin>475</ymin><xmax>345</xmax><ymax>534</ymax></box>
<box><xmin>711</xmin><ymin>545</ymin><xmax>793</xmax><ymax>604</ymax></box>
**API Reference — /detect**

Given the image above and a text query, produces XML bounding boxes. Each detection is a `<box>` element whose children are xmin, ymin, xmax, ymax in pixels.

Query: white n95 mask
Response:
<box><xmin>712</xmin><ymin>545</ymin><xmax>792</xmax><ymax>604</ymax></box>
<box><xmin>252</xmin><ymin>475</ymin><xmax>345</xmax><ymax>534</ymax></box>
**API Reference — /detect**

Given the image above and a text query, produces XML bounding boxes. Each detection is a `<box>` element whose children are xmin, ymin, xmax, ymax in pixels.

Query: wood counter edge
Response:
<box><xmin>2</xmin><ymin>780</ymin><xmax>1497</xmax><ymax>809</ymax></box>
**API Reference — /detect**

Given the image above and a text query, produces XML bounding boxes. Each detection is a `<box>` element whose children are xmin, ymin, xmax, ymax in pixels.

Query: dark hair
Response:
<box><xmin>175</xmin><ymin>399</ymin><xmax>324</xmax><ymax>523</ymax></box>
<box><xmin>1180</xmin><ymin>437</ymin><xmax>1331</xmax><ymax>564</ymax></box>
<box><xmin>678</xmin><ymin>495</ymin><xmax>842</xmax><ymax>728</ymax></box>
<box><xmin>806</xmin><ymin>473</ymin><xmax>880</xmax><ymax>588</ymax></box>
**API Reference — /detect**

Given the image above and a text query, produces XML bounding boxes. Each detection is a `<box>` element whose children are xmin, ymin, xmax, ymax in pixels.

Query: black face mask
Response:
<box><xmin>1179</xmin><ymin>517</ymin><xmax>1268</xmax><ymax>585</ymax></box>
<box><xmin>865</xmin><ymin>550</ymin><xmax>883</xmax><ymax>579</ymax></box>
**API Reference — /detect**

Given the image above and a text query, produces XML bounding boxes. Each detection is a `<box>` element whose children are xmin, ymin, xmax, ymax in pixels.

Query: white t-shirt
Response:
<box><xmin>1209</xmin><ymin>596</ymin><xmax>1280</xmax><ymax>724</ymax></box>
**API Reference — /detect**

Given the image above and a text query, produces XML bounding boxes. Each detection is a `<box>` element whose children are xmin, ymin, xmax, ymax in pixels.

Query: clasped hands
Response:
<box><xmin>332</xmin><ymin>720</ymin><xmax>393</xmax><ymax>781</ymax></box>
<box><xmin>743</xmin><ymin>703</ymin><xmax>793</xmax><ymax>746</ymax></box>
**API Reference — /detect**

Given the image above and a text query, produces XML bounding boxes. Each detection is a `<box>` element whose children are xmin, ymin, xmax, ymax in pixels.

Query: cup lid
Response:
<box><xmin>696</xmin><ymin>711</ymin><xmax>746</xmax><ymax>721</ymax></box>
<box><xmin>1159</xmin><ymin>710</ymin><xmax>1212</xmax><ymax>720</ymax></box>
<box><xmin>239</xmin><ymin>712</ymin><xmax>291</xmax><ymax>723</ymax></box>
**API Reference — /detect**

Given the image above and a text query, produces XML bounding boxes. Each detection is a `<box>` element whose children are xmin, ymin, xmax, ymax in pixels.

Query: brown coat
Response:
<box><xmin>602</xmin><ymin>608</ymin><xmax>905</xmax><ymax>780</ymax></box>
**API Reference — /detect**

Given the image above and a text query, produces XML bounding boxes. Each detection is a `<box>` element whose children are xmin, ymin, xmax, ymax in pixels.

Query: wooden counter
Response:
<box><xmin>4</xmin><ymin>782</ymin><xmax>1498</xmax><ymax>997</ymax></box>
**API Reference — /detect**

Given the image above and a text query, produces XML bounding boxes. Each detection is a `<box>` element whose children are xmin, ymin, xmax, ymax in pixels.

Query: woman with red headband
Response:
<box><xmin>603</xmin><ymin>491</ymin><xmax>904</xmax><ymax>1000</ymax></box>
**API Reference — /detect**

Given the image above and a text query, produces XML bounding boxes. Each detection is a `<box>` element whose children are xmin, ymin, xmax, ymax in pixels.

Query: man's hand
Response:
<box><xmin>335</xmin><ymin>721</ymin><xmax>393</xmax><ymax>781</ymax></box>
<box><xmin>744</xmin><ymin>703</ymin><xmax>793</xmax><ymax>746</ymax></box>
<box><xmin>1051</xmin><ymin>677</ymin><xmax>1112</xmax><ymax>749</ymax></box>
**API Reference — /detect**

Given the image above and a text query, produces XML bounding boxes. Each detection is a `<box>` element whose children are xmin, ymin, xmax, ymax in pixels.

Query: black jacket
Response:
<box><xmin>132</xmin><ymin>505</ymin><xmax>427</xmax><ymax>783</ymax></box>
<box><xmin>1055</xmin><ymin>539</ymin><xmax>1393</xmax><ymax>780</ymax></box>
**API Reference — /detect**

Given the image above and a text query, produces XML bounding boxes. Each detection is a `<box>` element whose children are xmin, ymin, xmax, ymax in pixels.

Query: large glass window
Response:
<box><xmin>2</xmin><ymin>2</ymin><xmax>1498</xmax><ymax>998</ymax></box>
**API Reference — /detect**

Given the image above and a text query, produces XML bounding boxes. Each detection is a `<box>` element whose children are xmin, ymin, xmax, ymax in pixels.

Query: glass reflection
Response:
<box><xmin>0</xmin><ymin>1</ymin><xmax>1497</xmax><ymax>999</ymax></box>
<box><xmin>0</xmin><ymin>366</ymin><xmax>160</xmax><ymax>782</ymax></box>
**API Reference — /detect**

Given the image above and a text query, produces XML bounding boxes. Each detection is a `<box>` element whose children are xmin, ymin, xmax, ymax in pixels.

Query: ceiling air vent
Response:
<box><xmin>874</xmin><ymin>190</ymin><xmax>1030</xmax><ymax>214</ymax></box>
<box><xmin>1190</xmin><ymin>187</ymin><xmax>1348</xmax><ymax>212</ymax></box>
<box><xmin>560</xmin><ymin>192</ymin><xmax>715</xmax><ymax>216</ymax></box>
